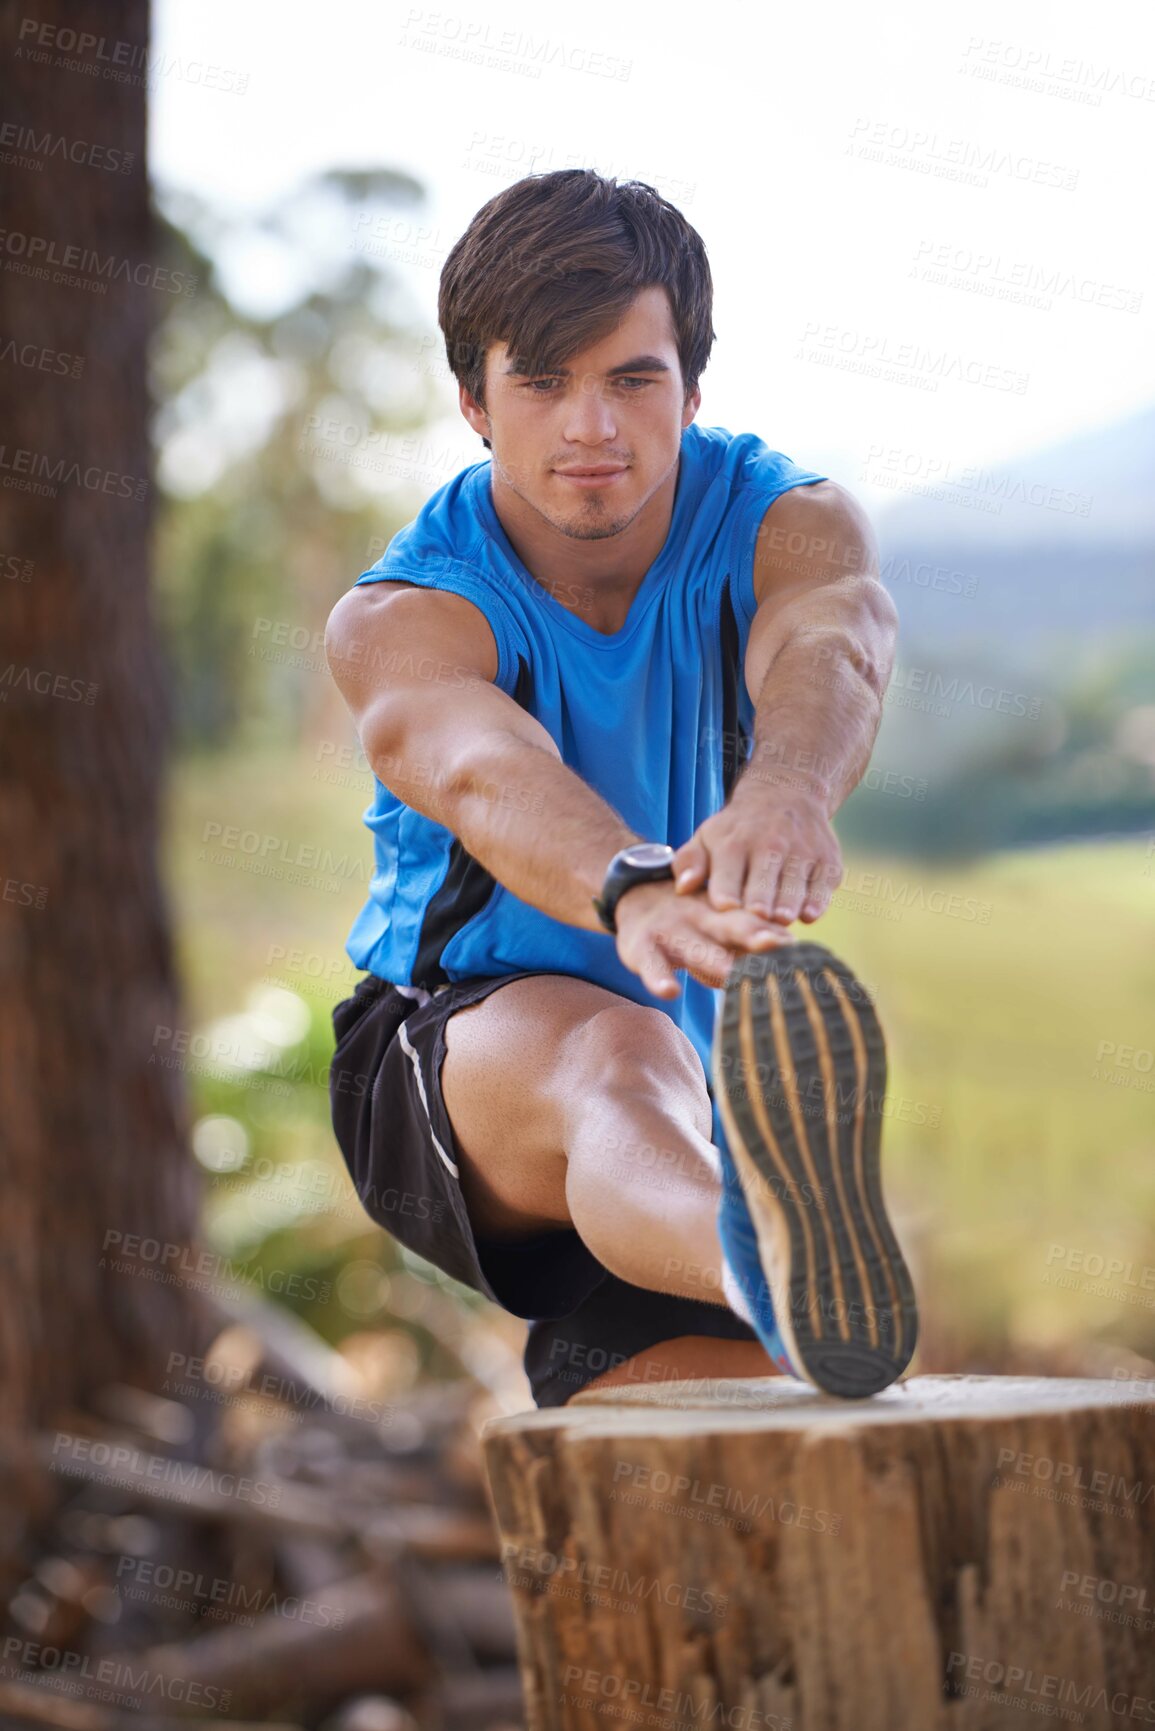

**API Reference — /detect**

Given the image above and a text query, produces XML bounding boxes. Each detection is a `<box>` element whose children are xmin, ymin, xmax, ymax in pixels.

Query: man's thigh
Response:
<box><xmin>440</xmin><ymin>969</ymin><xmax>648</xmax><ymax>1239</ymax></box>
<box><xmin>329</xmin><ymin>968</ymin><xmax>609</xmax><ymax>1320</ymax></box>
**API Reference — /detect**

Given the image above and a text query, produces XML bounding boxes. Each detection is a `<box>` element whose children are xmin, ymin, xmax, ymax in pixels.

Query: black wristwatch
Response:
<box><xmin>591</xmin><ymin>842</ymin><xmax>677</xmax><ymax>934</ymax></box>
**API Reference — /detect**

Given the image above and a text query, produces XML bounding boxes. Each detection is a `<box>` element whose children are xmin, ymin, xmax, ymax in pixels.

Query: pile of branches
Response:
<box><xmin>0</xmin><ymin>1287</ymin><xmax>531</xmax><ymax>1731</ymax></box>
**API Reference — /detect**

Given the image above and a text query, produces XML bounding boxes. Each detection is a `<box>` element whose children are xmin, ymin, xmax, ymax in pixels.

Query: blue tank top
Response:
<box><xmin>344</xmin><ymin>422</ymin><xmax>827</xmax><ymax>1083</ymax></box>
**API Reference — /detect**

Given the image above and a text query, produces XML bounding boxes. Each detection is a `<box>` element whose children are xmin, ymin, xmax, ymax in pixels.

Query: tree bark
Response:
<box><xmin>0</xmin><ymin>0</ymin><xmax>201</xmax><ymax>1433</ymax></box>
<box><xmin>483</xmin><ymin>1373</ymin><xmax>1155</xmax><ymax>1731</ymax></box>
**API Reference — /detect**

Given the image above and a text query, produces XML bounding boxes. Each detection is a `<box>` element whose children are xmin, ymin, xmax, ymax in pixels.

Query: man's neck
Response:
<box><xmin>489</xmin><ymin>459</ymin><xmax>680</xmax><ymax>630</ymax></box>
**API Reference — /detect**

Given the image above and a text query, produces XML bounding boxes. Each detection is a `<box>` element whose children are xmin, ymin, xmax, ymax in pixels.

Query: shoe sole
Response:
<box><xmin>713</xmin><ymin>940</ymin><xmax>919</xmax><ymax>1398</ymax></box>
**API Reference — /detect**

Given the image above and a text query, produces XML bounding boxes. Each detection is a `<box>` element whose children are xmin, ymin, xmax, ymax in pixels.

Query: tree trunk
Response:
<box><xmin>483</xmin><ymin>1373</ymin><xmax>1155</xmax><ymax>1731</ymax></box>
<box><xmin>0</xmin><ymin>0</ymin><xmax>201</xmax><ymax>1435</ymax></box>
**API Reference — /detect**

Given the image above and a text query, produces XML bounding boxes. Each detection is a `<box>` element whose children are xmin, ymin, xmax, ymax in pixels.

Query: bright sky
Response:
<box><xmin>151</xmin><ymin>0</ymin><xmax>1155</xmax><ymax>515</ymax></box>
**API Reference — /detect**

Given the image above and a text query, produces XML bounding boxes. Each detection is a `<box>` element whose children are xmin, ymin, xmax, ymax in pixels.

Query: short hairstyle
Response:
<box><xmin>437</xmin><ymin>169</ymin><xmax>714</xmax><ymax>445</ymax></box>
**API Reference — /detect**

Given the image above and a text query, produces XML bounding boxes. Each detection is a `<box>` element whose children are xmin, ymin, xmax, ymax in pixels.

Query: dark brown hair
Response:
<box><xmin>437</xmin><ymin>169</ymin><xmax>714</xmax><ymax>445</ymax></box>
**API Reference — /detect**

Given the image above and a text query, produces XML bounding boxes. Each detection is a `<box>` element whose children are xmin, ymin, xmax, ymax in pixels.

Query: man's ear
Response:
<box><xmin>459</xmin><ymin>380</ymin><xmax>491</xmax><ymax>443</ymax></box>
<box><xmin>682</xmin><ymin>383</ymin><xmax>702</xmax><ymax>428</ymax></box>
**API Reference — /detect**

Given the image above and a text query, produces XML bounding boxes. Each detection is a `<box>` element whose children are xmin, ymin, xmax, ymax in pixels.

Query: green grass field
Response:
<box><xmin>163</xmin><ymin>746</ymin><xmax>1155</xmax><ymax>1373</ymax></box>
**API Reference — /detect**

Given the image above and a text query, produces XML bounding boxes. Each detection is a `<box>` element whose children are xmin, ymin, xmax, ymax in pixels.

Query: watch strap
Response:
<box><xmin>592</xmin><ymin>845</ymin><xmax>676</xmax><ymax>935</ymax></box>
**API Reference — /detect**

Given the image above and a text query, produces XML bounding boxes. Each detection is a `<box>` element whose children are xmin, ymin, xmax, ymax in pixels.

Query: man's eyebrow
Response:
<box><xmin>502</xmin><ymin>354</ymin><xmax>673</xmax><ymax>377</ymax></box>
<box><xmin>604</xmin><ymin>354</ymin><xmax>672</xmax><ymax>375</ymax></box>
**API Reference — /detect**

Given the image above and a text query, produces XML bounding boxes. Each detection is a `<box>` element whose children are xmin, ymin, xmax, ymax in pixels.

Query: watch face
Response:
<box><xmin>621</xmin><ymin>842</ymin><xmax>675</xmax><ymax>869</ymax></box>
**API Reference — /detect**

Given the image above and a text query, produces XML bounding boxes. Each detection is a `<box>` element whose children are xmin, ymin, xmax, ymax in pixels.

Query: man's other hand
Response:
<box><xmin>669</xmin><ymin>783</ymin><xmax>844</xmax><ymax>927</ymax></box>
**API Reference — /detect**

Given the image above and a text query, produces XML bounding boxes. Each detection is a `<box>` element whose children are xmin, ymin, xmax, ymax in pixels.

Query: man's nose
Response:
<box><xmin>562</xmin><ymin>375</ymin><xmax>619</xmax><ymax>444</ymax></box>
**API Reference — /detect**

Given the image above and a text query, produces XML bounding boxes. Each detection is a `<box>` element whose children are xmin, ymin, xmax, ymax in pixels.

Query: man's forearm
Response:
<box><xmin>669</xmin><ymin>496</ymin><xmax>895</xmax><ymax>922</ymax></box>
<box><xmin>380</xmin><ymin>731</ymin><xmax>640</xmax><ymax>932</ymax></box>
<box><xmin>738</xmin><ymin>627</ymin><xmax>886</xmax><ymax>816</ymax></box>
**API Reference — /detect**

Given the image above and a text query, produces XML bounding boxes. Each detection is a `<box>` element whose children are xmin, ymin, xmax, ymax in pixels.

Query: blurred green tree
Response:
<box><xmin>151</xmin><ymin>168</ymin><xmax>444</xmax><ymax>753</ymax></box>
<box><xmin>834</xmin><ymin>636</ymin><xmax>1155</xmax><ymax>858</ymax></box>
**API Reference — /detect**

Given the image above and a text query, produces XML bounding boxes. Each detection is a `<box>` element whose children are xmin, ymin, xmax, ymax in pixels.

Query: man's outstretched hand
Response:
<box><xmin>614</xmin><ymin>877</ymin><xmax>796</xmax><ymax>1000</ymax></box>
<box><xmin>669</xmin><ymin>782</ymin><xmax>844</xmax><ymax>927</ymax></box>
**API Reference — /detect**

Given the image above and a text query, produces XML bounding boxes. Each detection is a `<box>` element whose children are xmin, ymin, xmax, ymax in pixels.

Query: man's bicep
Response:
<box><xmin>325</xmin><ymin>581</ymin><xmax>559</xmax><ymax>817</ymax></box>
<box><xmin>744</xmin><ymin>482</ymin><xmax>891</xmax><ymax>701</ymax></box>
<box><xmin>750</xmin><ymin>480</ymin><xmax>879</xmax><ymax>602</ymax></box>
<box><xmin>325</xmin><ymin>579</ymin><xmax>500</xmax><ymax>706</ymax></box>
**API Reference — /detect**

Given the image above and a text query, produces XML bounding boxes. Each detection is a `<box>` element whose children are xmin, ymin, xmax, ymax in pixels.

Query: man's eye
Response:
<box><xmin>522</xmin><ymin>376</ymin><xmax>653</xmax><ymax>393</ymax></box>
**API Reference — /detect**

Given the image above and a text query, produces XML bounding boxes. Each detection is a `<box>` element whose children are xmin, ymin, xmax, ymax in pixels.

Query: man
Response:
<box><xmin>325</xmin><ymin>169</ymin><xmax>918</xmax><ymax>1409</ymax></box>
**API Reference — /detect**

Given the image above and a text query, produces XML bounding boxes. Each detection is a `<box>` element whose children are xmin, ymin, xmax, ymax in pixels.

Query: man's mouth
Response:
<box><xmin>552</xmin><ymin>465</ymin><xmax>629</xmax><ymax>488</ymax></box>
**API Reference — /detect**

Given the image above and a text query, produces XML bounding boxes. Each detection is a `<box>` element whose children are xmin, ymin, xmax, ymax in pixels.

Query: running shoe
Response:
<box><xmin>711</xmin><ymin>940</ymin><xmax>919</xmax><ymax>1397</ymax></box>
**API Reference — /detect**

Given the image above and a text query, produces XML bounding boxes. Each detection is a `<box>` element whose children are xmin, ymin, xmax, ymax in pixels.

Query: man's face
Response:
<box><xmin>460</xmin><ymin>285</ymin><xmax>701</xmax><ymax>541</ymax></box>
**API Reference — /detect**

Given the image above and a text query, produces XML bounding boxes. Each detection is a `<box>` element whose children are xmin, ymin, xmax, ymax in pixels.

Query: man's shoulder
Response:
<box><xmin>687</xmin><ymin>422</ymin><xmax>819</xmax><ymax>490</ymax></box>
<box><xmin>682</xmin><ymin>426</ymin><xmax>835</xmax><ymax>624</ymax></box>
<box><xmin>359</xmin><ymin>451</ymin><xmax>507</xmax><ymax>583</ymax></box>
<box><xmin>682</xmin><ymin>424</ymin><xmax>830</xmax><ymax>537</ymax></box>
<box><xmin>343</xmin><ymin>455</ymin><xmax>532</xmax><ymax>689</ymax></box>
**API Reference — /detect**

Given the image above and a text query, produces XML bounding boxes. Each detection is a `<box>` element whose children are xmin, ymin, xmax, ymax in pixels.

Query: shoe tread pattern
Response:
<box><xmin>717</xmin><ymin>941</ymin><xmax>919</xmax><ymax>1398</ymax></box>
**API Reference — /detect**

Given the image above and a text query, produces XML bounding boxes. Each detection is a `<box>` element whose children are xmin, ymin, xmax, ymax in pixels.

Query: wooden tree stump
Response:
<box><xmin>482</xmin><ymin>1374</ymin><xmax>1155</xmax><ymax>1731</ymax></box>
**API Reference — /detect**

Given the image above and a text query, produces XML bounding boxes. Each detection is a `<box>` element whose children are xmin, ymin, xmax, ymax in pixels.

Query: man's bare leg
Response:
<box><xmin>442</xmin><ymin>973</ymin><xmax>743</xmax><ymax>1313</ymax></box>
<box><xmin>577</xmin><ymin>1334</ymin><xmax>773</xmax><ymax>1394</ymax></box>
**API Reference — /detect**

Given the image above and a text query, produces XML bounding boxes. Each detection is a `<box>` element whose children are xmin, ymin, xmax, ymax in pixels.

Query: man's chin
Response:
<box><xmin>555</xmin><ymin>514</ymin><xmax>633</xmax><ymax>541</ymax></box>
<box><xmin>551</xmin><ymin>494</ymin><xmax>637</xmax><ymax>540</ymax></box>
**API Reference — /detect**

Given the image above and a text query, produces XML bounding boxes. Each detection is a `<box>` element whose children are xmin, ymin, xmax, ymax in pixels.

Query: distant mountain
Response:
<box><xmin>873</xmin><ymin>399</ymin><xmax>1155</xmax><ymax>549</ymax></box>
<box><xmin>868</xmin><ymin>401</ymin><xmax>1155</xmax><ymax>659</ymax></box>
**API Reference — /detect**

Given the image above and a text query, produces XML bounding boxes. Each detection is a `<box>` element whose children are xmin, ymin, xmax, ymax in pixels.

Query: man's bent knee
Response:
<box><xmin>567</xmin><ymin>999</ymin><xmax>709</xmax><ymax>1109</ymax></box>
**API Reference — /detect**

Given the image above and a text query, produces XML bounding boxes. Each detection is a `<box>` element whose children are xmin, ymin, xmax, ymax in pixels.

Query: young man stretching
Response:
<box><xmin>325</xmin><ymin>169</ymin><xmax>918</xmax><ymax>1409</ymax></box>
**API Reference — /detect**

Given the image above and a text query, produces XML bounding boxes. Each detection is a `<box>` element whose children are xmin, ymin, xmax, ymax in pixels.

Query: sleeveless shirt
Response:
<box><xmin>344</xmin><ymin>421</ymin><xmax>827</xmax><ymax>1082</ymax></box>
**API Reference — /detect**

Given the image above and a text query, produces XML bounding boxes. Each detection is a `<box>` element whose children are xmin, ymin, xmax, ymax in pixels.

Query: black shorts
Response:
<box><xmin>328</xmin><ymin>969</ymin><xmax>758</xmax><ymax>1408</ymax></box>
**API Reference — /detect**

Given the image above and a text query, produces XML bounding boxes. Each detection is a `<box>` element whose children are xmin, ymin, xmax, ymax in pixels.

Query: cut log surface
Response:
<box><xmin>482</xmin><ymin>1374</ymin><xmax>1155</xmax><ymax>1731</ymax></box>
